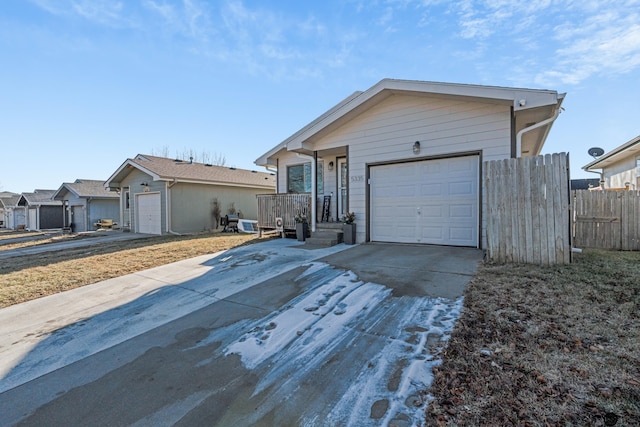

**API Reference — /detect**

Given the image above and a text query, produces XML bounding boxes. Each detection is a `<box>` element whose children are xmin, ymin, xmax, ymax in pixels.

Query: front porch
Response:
<box><xmin>256</xmin><ymin>193</ymin><xmax>346</xmax><ymax>246</ymax></box>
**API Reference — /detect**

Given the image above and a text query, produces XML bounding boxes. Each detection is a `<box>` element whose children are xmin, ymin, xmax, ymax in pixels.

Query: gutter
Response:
<box><xmin>296</xmin><ymin>153</ymin><xmax>317</xmax><ymax>232</ymax></box>
<box><xmin>515</xmin><ymin>105</ymin><xmax>562</xmax><ymax>158</ymax></box>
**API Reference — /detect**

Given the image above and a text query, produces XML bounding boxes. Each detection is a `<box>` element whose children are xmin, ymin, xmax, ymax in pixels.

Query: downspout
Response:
<box><xmin>584</xmin><ymin>168</ymin><xmax>605</xmax><ymax>189</ymax></box>
<box><xmin>166</xmin><ymin>181</ymin><xmax>181</xmax><ymax>235</ymax></box>
<box><xmin>515</xmin><ymin>106</ymin><xmax>562</xmax><ymax>158</ymax></box>
<box><xmin>265</xmin><ymin>165</ymin><xmax>278</xmax><ymax>193</ymax></box>
<box><xmin>296</xmin><ymin>153</ymin><xmax>317</xmax><ymax>232</ymax></box>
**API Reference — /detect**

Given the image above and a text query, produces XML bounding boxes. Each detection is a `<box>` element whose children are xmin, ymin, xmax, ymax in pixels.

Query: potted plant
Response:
<box><xmin>341</xmin><ymin>212</ymin><xmax>356</xmax><ymax>244</ymax></box>
<box><xmin>295</xmin><ymin>213</ymin><xmax>308</xmax><ymax>241</ymax></box>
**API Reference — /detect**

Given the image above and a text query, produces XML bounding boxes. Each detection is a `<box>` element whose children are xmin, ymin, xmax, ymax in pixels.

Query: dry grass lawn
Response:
<box><xmin>0</xmin><ymin>231</ymin><xmax>263</xmax><ymax>308</ymax></box>
<box><xmin>426</xmin><ymin>249</ymin><xmax>640</xmax><ymax>427</ymax></box>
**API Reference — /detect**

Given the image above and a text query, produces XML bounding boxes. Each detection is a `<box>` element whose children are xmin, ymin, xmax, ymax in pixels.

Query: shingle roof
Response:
<box><xmin>18</xmin><ymin>190</ymin><xmax>62</xmax><ymax>206</ymax></box>
<box><xmin>107</xmin><ymin>154</ymin><xmax>276</xmax><ymax>189</ymax></box>
<box><xmin>0</xmin><ymin>195</ymin><xmax>20</xmax><ymax>208</ymax></box>
<box><xmin>54</xmin><ymin>179</ymin><xmax>118</xmax><ymax>199</ymax></box>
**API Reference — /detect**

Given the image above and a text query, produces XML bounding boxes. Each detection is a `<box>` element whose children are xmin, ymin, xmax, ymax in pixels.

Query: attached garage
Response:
<box><xmin>136</xmin><ymin>193</ymin><xmax>162</xmax><ymax>235</ymax></box>
<box><xmin>369</xmin><ymin>155</ymin><xmax>479</xmax><ymax>247</ymax></box>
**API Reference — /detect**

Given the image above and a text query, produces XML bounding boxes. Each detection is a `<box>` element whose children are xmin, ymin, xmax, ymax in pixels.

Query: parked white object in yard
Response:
<box><xmin>238</xmin><ymin>219</ymin><xmax>259</xmax><ymax>234</ymax></box>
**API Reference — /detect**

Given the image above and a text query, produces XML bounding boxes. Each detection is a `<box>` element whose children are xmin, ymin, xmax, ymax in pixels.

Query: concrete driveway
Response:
<box><xmin>0</xmin><ymin>239</ymin><xmax>482</xmax><ymax>427</ymax></box>
<box><xmin>0</xmin><ymin>231</ymin><xmax>153</xmax><ymax>259</ymax></box>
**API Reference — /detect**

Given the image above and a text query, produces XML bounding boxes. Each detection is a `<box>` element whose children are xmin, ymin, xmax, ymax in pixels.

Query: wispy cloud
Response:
<box><xmin>535</xmin><ymin>9</ymin><xmax>640</xmax><ymax>85</ymax></box>
<box><xmin>31</xmin><ymin>0</ymin><xmax>130</xmax><ymax>27</ymax></box>
<box><xmin>415</xmin><ymin>0</ymin><xmax>640</xmax><ymax>85</ymax></box>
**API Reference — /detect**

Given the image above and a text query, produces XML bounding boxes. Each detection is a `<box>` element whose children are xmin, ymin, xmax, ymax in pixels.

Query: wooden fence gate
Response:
<box><xmin>483</xmin><ymin>153</ymin><xmax>571</xmax><ymax>264</ymax></box>
<box><xmin>572</xmin><ymin>190</ymin><xmax>640</xmax><ymax>250</ymax></box>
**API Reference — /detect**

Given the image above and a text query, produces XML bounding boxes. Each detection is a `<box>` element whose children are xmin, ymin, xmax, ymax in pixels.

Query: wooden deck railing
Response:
<box><xmin>257</xmin><ymin>193</ymin><xmax>311</xmax><ymax>231</ymax></box>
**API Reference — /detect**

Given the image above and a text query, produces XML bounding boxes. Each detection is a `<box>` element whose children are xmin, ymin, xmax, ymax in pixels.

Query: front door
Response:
<box><xmin>337</xmin><ymin>158</ymin><xmax>348</xmax><ymax>220</ymax></box>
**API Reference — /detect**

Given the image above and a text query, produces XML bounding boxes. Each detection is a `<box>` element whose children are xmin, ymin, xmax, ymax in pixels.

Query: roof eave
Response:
<box><xmin>282</xmin><ymin>78</ymin><xmax>564</xmax><ymax>153</ymax></box>
<box><xmin>583</xmin><ymin>135</ymin><xmax>640</xmax><ymax>171</ymax></box>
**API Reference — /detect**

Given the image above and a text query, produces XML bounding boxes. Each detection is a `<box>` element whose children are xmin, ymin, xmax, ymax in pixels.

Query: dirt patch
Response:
<box><xmin>425</xmin><ymin>249</ymin><xmax>640</xmax><ymax>426</ymax></box>
<box><xmin>0</xmin><ymin>232</ymin><xmax>269</xmax><ymax>308</ymax></box>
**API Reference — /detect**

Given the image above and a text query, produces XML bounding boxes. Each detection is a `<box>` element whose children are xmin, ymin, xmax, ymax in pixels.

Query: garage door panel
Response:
<box><xmin>449</xmin><ymin>204</ymin><xmax>474</xmax><ymax>218</ymax></box>
<box><xmin>421</xmin><ymin>205</ymin><xmax>443</xmax><ymax>218</ymax></box>
<box><xmin>420</xmin><ymin>226</ymin><xmax>444</xmax><ymax>240</ymax></box>
<box><xmin>370</xmin><ymin>155</ymin><xmax>478</xmax><ymax>247</ymax></box>
<box><xmin>420</xmin><ymin>183</ymin><xmax>443</xmax><ymax>196</ymax></box>
<box><xmin>449</xmin><ymin>181</ymin><xmax>474</xmax><ymax>196</ymax></box>
<box><xmin>137</xmin><ymin>193</ymin><xmax>161</xmax><ymax>235</ymax></box>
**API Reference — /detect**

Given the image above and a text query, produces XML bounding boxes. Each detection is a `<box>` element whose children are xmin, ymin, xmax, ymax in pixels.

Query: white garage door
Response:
<box><xmin>370</xmin><ymin>155</ymin><xmax>479</xmax><ymax>247</ymax></box>
<box><xmin>136</xmin><ymin>193</ymin><xmax>162</xmax><ymax>235</ymax></box>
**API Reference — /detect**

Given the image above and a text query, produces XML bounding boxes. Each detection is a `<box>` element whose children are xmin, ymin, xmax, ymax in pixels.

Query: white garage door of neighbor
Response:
<box><xmin>370</xmin><ymin>155</ymin><xmax>479</xmax><ymax>247</ymax></box>
<box><xmin>136</xmin><ymin>193</ymin><xmax>162</xmax><ymax>235</ymax></box>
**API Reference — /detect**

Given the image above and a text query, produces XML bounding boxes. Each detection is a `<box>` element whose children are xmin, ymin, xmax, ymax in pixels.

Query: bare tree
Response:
<box><xmin>150</xmin><ymin>146</ymin><xmax>227</xmax><ymax>165</ymax></box>
<box><xmin>150</xmin><ymin>145</ymin><xmax>170</xmax><ymax>157</ymax></box>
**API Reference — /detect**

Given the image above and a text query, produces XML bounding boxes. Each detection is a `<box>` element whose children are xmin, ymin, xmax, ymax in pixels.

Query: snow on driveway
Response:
<box><xmin>199</xmin><ymin>262</ymin><xmax>463</xmax><ymax>426</ymax></box>
<box><xmin>0</xmin><ymin>240</ymin><xmax>351</xmax><ymax>394</ymax></box>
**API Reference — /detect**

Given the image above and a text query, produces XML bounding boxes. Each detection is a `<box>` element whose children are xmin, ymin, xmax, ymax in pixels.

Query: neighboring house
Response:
<box><xmin>255</xmin><ymin>78</ymin><xmax>565</xmax><ymax>247</ymax></box>
<box><xmin>582</xmin><ymin>134</ymin><xmax>640</xmax><ymax>190</ymax></box>
<box><xmin>104</xmin><ymin>154</ymin><xmax>276</xmax><ymax>235</ymax></box>
<box><xmin>52</xmin><ymin>179</ymin><xmax>120</xmax><ymax>232</ymax></box>
<box><xmin>17</xmin><ymin>190</ymin><xmax>64</xmax><ymax>231</ymax></box>
<box><xmin>1</xmin><ymin>195</ymin><xmax>25</xmax><ymax>230</ymax></box>
<box><xmin>0</xmin><ymin>192</ymin><xmax>19</xmax><ymax>228</ymax></box>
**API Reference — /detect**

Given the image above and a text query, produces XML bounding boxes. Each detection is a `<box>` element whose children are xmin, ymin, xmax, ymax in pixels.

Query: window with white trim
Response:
<box><xmin>287</xmin><ymin>162</ymin><xmax>323</xmax><ymax>193</ymax></box>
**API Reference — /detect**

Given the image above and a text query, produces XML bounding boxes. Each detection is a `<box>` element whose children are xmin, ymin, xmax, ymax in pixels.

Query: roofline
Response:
<box><xmin>106</xmin><ymin>156</ymin><xmax>275</xmax><ymax>190</ymax></box>
<box><xmin>157</xmin><ymin>177</ymin><xmax>276</xmax><ymax>190</ymax></box>
<box><xmin>583</xmin><ymin>134</ymin><xmax>640</xmax><ymax>171</ymax></box>
<box><xmin>255</xmin><ymin>78</ymin><xmax>564</xmax><ymax>166</ymax></box>
<box><xmin>104</xmin><ymin>158</ymin><xmax>161</xmax><ymax>188</ymax></box>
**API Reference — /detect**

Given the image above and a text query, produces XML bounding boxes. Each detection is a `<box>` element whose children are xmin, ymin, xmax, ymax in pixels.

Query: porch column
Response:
<box><xmin>296</xmin><ymin>152</ymin><xmax>317</xmax><ymax>232</ymax></box>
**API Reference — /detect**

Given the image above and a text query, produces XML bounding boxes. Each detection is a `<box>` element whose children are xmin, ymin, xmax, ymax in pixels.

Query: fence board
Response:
<box><xmin>483</xmin><ymin>153</ymin><xmax>570</xmax><ymax>265</ymax></box>
<box><xmin>256</xmin><ymin>193</ymin><xmax>311</xmax><ymax>231</ymax></box>
<box><xmin>573</xmin><ymin>190</ymin><xmax>640</xmax><ymax>250</ymax></box>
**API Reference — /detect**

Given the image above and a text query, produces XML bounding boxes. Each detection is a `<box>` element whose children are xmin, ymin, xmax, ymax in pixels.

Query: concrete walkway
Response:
<box><xmin>0</xmin><ymin>231</ymin><xmax>152</xmax><ymax>259</ymax></box>
<box><xmin>0</xmin><ymin>239</ymin><xmax>482</xmax><ymax>427</ymax></box>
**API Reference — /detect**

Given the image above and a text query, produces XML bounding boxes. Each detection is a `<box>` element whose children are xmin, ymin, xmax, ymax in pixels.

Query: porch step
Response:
<box><xmin>305</xmin><ymin>226</ymin><xmax>344</xmax><ymax>247</ymax></box>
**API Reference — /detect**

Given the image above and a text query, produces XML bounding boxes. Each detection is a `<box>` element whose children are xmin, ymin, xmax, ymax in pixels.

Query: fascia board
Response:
<box><xmin>583</xmin><ymin>135</ymin><xmax>640</xmax><ymax>170</ymax></box>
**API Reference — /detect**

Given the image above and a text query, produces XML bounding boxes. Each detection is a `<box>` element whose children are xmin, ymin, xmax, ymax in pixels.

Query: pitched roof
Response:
<box><xmin>18</xmin><ymin>189</ymin><xmax>62</xmax><ymax>206</ymax></box>
<box><xmin>0</xmin><ymin>195</ymin><xmax>21</xmax><ymax>208</ymax></box>
<box><xmin>255</xmin><ymin>78</ymin><xmax>565</xmax><ymax>166</ymax></box>
<box><xmin>52</xmin><ymin>179</ymin><xmax>119</xmax><ymax>200</ymax></box>
<box><xmin>105</xmin><ymin>155</ymin><xmax>276</xmax><ymax>190</ymax></box>
<box><xmin>583</xmin><ymin>134</ymin><xmax>640</xmax><ymax>171</ymax></box>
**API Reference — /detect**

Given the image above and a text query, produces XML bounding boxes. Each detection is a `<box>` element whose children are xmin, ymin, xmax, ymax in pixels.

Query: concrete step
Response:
<box><xmin>305</xmin><ymin>228</ymin><xmax>343</xmax><ymax>247</ymax></box>
<box><xmin>316</xmin><ymin>222</ymin><xmax>344</xmax><ymax>230</ymax></box>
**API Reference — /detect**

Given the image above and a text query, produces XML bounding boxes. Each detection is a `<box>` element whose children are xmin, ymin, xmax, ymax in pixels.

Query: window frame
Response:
<box><xmin>286</xmin><ymin>162</ymin><xmax>324</xmax><ymax>194</ymax></box>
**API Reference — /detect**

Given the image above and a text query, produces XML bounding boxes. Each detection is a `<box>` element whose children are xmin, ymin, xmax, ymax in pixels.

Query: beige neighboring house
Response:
<box><xmin>105</xmin><ymin>154</ymin><xmax>276</xmax><ymax>235</ymax></box>
<box><xmin>256</xmin><ymin>78</ymin><xmax>565</xmax><ymax>247</ymax></box>
<box><xmin>582</xmin><ymin>135</ymin><xmax>640</xmax><ymax>190</ymax></box>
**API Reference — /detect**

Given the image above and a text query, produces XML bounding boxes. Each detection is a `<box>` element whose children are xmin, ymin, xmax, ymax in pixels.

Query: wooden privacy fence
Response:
<box><xmin>484</xmin><ymin>153</ymin><xmax>571</xmax><ymax>264</ymax></box>
<box><xmin>256</xmin><ymin>193</ymin><xmax>311</xmax><ymax>231</ymax></box>
<box><xmin>572</xmin><ymin>190</ymin><xmax>640</xmax><ymax>250</ymax></box>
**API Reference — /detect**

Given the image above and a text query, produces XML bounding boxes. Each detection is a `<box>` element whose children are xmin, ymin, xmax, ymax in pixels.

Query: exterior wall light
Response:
<box><xmin>413</xmin><ymin>141</ymin><xmax>421</xmax><ymax>154</ymax></box>
<box><xmin>328</xmin><ymin>161</ymin><xmax>334</xmax><ymax>171</ymax></box>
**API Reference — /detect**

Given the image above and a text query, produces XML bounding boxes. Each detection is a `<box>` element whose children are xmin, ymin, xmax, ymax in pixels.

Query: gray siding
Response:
<box><xmin>88</xmin><ymin>199</ymin><xmax>120</xmax><ymax>230</ymax></box>
<box><xmin>120</xmin><ymin>170</ymin><xmax>167</xmax><ymax>233</ymax></box>
<box><xmin>169</xmin><ymin>182</ymin><xmax>267</xmax><ymax>234</ymax></box>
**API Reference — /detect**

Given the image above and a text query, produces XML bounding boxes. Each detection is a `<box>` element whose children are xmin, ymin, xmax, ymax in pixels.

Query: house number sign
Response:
<box><xmin>350</xmin><ymin>175</ymin><xmax>364</xmax><ymax>183</ymax></box>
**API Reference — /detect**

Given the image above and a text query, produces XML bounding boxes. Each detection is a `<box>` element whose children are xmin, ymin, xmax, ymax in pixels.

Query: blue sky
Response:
<box><xmin>1</xmin><ymin>0</ymin><xmax>639</xmax><ymax>193</ymax></box>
